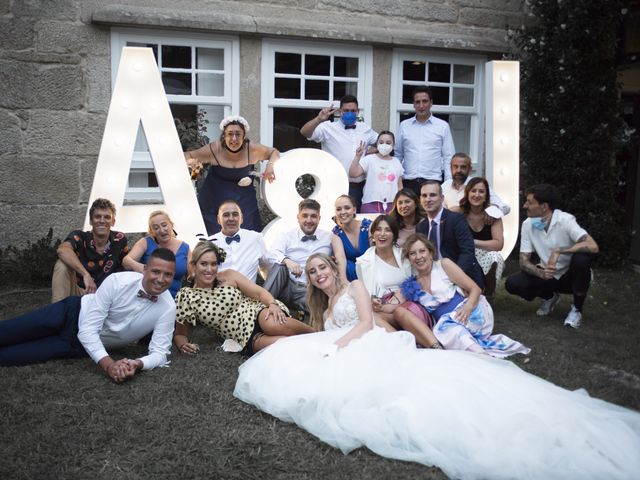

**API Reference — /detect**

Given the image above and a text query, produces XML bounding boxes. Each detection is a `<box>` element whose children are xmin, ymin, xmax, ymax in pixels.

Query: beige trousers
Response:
<box><xmin>51</xmin><ymin>259</ymin><xmax>85</xmax><ymax>303</ymax></box>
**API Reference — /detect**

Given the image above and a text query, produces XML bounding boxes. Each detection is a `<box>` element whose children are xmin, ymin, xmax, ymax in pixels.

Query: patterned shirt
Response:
<box><xmin>64</xmin><ymin>230</ymin><xmax>129</xmax><ymax>288</ymax></box>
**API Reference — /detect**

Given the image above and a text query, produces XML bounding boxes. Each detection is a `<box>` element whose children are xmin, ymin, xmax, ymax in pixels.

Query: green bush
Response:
<box><xmin>0</xmin><ymin>229</ymin><xmax>61</xmax><ymax>287</ymax></box>
<box><xmin>509</xmin><ymin>0</ymin><xmax>630</xmax><ymax>265</ymax></box>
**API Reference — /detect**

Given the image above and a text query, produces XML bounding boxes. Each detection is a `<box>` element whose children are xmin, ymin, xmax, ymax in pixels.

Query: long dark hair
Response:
<box><xmin>389</xmin><ymin>189</ymin><xmax>425</xmax><ymax>229</ymax></box>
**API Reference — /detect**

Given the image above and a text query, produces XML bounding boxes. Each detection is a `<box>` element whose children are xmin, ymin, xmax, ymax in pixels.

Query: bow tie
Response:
<box><xmin>225</xmin><ymin>234</ymin><xmax>240</xmax><ymax>244</ymax></box>
<box><xmin>344</xmin><ymin>125</ymin><xmax>356</xmax><ymax>130</ymax></box>
<box><xmin>137</xmin><ymin>289</ymin><xmax>158</xmax><ymax>302</ymax></box>
<box><xmin>301</xmin><ymin>234</ymin><xmax>317</xmax><ymax>242</ymax></box>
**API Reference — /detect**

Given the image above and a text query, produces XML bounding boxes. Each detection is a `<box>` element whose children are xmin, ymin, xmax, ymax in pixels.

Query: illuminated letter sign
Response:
<box><xmin>261</xmin><ymin>148</ymin><xmax>349</xmax><ymax>247</ymax></box>
<box><xmin>485</xmin><ymin>61</ymin><xmax>520</xmax><ymax>259</ymax></box>
<box><xmin>84</xmin><ymin>47</ymin><xmax>205</xmax><ymax>244</ymax></box>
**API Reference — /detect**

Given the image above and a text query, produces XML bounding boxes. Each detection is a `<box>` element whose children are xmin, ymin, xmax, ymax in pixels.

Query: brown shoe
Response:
<box><xmin>484</xmin><ymin>262</ymin><xmax>497</xmax><ymax>298</ymax></box>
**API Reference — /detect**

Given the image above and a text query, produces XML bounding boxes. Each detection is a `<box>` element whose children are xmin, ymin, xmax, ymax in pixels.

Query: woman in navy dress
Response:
<box><xmin>185</xmin><ymin>116</ymin><xmax>280</xmax><ymax>234</ymax></box>
<box><xmin>331</xmin><ymin>195</ymin><xmax>371</xmax><ymax>282</ymax></box>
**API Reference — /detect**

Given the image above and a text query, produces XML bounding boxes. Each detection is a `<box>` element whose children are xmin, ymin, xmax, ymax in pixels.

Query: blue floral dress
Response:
<box><xmin>401</xmin><ymin>261</ymin><xmax>529</xmax><ymax>358</ymax></box>
<box><xmin>332</xmin><ymin>218</ymin><xmax>372</xmax><ymax>281</ymax></box>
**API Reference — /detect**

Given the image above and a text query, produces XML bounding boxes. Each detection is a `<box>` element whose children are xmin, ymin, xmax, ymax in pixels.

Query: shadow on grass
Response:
<box><xmin>1</xmin><ymin>263</ymin><xmax>639</xmax><ymax>479</ymax></box>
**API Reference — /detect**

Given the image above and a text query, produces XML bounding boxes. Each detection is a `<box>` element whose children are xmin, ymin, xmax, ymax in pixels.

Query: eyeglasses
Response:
<box><xmin>225</xmin><ymin>132</ymin><xmax>244</xmax><ymax>139</ymax></box>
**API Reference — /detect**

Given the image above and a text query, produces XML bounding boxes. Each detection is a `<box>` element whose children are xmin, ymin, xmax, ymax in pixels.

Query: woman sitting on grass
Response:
<box><xmin>173</xmin><ymin>241</ymin><xmax>313</xmax><ymax>355</ymax></box>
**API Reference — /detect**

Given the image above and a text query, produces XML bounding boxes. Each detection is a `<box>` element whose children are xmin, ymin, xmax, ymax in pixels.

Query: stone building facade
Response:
<box><xmin>0</xmin><ymin>0</ymin><xmax>527</xmax><ymax>247</ymax></box>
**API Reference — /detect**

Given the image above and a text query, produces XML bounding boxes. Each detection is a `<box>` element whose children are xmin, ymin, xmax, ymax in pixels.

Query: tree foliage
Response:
<box><xmin>510</xmin><ymin>0</ymin><xmax>630</xmax><ymax>264</ymax></box>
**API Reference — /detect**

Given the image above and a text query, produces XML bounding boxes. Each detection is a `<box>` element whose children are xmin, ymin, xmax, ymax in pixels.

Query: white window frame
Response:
<box><xmin>260</xmin><ymin>38</ymin><xmax>374</xmax><ymax>149</ymax></box>
<box><xmin>111</xmin><ymin>28</ymin><xmax>240</xmax><ymax>201</ymax></box>
<box><xmin>390</xmin><ymin>50</ymin><xmax>486</xmax><ymax>172</ymax></box>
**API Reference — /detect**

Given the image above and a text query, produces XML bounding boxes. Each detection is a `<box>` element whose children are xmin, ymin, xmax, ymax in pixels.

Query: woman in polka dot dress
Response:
<box><xmin>174</xmin><ymin>241</ymin><xmax>314</xmax><ymax>355</ymax></box>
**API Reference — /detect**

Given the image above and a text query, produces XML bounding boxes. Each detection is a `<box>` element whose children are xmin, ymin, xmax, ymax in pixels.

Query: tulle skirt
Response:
<box><xmin>234</xmin><ymin>328</ymin><xmax>640</xmax><ymax>480</ymax></box>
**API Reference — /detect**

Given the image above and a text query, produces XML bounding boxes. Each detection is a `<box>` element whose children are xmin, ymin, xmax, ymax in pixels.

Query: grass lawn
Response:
<box><xmin>1</xmin><ymin>264</ymin><xmax>639</xmax><ymax>479</ymax></box>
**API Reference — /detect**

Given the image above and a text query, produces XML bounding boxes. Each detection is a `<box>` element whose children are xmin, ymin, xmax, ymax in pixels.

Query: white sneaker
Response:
<box><xmin>536</xmin><ymin>293</ymin><xmax>560</xmax><ymax>316</ymax></box>
<box><xmin>564</xmin><ymin>306</ymin><xmax>582</xmax><ymax>329</ymax></box>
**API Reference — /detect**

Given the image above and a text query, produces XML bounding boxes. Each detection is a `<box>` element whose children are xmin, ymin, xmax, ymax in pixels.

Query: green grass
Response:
<box><xmin>1</xmin><ymin>264</ymin><xmax>639</xmax><ymax>479</ymax></box>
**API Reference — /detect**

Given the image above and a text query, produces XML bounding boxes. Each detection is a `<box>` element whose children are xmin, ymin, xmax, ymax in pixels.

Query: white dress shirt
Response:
<box><xmin>211</xmin><ymin>228</ymin><xmax>266</xmax><ymax>281</ymax></box>
<box><xmin>308</xmin><ymin>120</ymin><xmax>378</xmax><ymax>182</ymax></box>
<box><xmin>395</xmin><ymin>115</ymin><xmax>455</xmax><ymax>181</ymax></box>
<box><xmin>265</xmin><ymin>227</ymin><xmax>333</xmax><ymax>284</ymax></box>
<box><xmin>520</xmin><ymin>210</ymin><xmax>588</xmax><ymax>279</ymax></box>
<box><xmin>442</xmin><ymin>177</ymin><xmax>511</xmax><ymax>215</ymax></box>
<box><xmin>78</xmin><ymin>272</ymin><xmax>176</xmax><ymax>369</ymax></box>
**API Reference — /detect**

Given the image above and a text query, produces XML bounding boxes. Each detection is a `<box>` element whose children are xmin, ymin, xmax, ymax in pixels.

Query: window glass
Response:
<box><xmin>114</xmin><ymin>30</ymin><xmax>238</xmax><ymax>202</ymax></box>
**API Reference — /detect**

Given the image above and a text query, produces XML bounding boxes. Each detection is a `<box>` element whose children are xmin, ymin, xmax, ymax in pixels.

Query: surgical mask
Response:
<box><xmin>530</xmin><ymin>217</ymin><xmax>546</xmax><ymax>231</ymax></box>
<box><xmin>377</xmin><ymin>143</ymin><xmax>393</xmax><ymax>156</ymax></box>
<box><xmin>341</xmin><ymin>111</ymin><xmax>357</xmax><ymax>126</ymax></box>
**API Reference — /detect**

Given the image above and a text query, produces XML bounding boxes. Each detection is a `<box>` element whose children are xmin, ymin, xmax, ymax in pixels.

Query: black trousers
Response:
<box><xmin>505</xmin><ymin>253</ymin><xmax>592</xmax><ymax>301</ymax></box>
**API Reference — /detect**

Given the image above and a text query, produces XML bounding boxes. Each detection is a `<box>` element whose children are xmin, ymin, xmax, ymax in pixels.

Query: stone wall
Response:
<box><xmin>0</xmin><ymin>0</ymin><xmax>527</xmax><ymax>248</ymax></box>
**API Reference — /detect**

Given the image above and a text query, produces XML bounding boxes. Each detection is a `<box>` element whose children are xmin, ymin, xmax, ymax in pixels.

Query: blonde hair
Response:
<box><xmin>147</xmin><ymin>210</ymin><xmax>175</xmax><ymax>238</ymax></box>
<box><xmin>305</xmin><ymin>253</ymin><xmax>345</xmax><ymax>331</ymax></box>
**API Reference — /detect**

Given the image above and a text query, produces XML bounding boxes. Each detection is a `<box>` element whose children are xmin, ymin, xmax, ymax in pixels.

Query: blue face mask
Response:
<box><xmin>341</xmin><ymin>111</ymin><xmax>357</xmax><ymax>126</ymax></box>
<box><xmin>530</xmin><ymin>217</ymin><xmax>546</xmax><ymax>231</ymax></box>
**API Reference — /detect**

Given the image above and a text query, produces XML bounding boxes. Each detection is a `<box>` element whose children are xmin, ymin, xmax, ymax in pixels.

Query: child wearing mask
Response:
<box><xmin>349</xmin><ymin>131</ymin><xmax>404</xmax><ymax>214</ymax></box>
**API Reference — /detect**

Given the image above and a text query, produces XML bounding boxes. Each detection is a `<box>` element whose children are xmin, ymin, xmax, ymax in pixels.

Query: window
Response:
<box><xmin>111</xmin><ymin>28</ymin><xmax>239</xmax><ymax>203</ymax></box>
<box><xmin>390</xmin><ymin>51</ymin><xmax>485</xmax><ymax>171</ymax></box>
<box><xmin>260</xmin><ymin>39</ymin><xmax>373</xmax><ymax>152</ymax></box>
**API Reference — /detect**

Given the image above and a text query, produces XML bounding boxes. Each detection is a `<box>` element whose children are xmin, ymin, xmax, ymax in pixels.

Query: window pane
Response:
<box><xmin>197</xmin><ymin>73</ymin><xmax>224</xmax><ymax>96</ymax></box>
<box><xmin>431</xmin><ymin>86</ymin><xmax>450</xmax><ymax>105</ymax></box>
<box><xmin>453</xmin><ymin>64</ymin><xmax>475</xmax><ymax>84</ymax></box>
<box><xmin>305</xmin><ymin>54</ymin><xmax>330</xmax><ymax>76</ymax></box>
<box><xmin>196</xmin><ymin>48</ymin><xmax>224</xmax><ymax>70</ymax></box>
<box><xmin>452</xmin><ymin>87</ymin><xmax>474</xmax><ymax>106</ymax></box>
<box><xmin>403</xmin><ymin>60</ymin><xmax>425</xmax><ymax>81</ymax></box>
<box><xmin>162</xmin><ymin>45</ymin><xmax>191</xmax><ymax>69</ymax></box>
<box><xmin>275</xmin><ymin>52</ymin><xmax>301</xmax><ymax>74</ymax></box>
<box><xmin>448</xmin><ymin>114</ymin><xmax>471</xmax><ymax>154</ymax></box>
<box><xmin>127</xmin><ymin>42</ymin><xmax>158</xmax><ymax>62</ymax></box>
<box><xmin>274</xmin><ymin>77</ymin><xmax>300</xmax><ymax>99</ymax></box>
<box><xmin>334</xmin><ymin>56</ymin><xmax>359</xmax><ymax>77</ymax></box>
<box><xmin>334</xmin><ymin>81</ymin><xmax>358</xmax><ymax>100</ymax></box>
<box><xmin>162</xmin><ymin>72</ymin><xmax>191</xmax><ymax>95</ymax></box>
<box><xmin>402</xmin><ymin>84</ymin><xmax>416</xmax><ymax>104</ymax></box>
<box><xmin>305</xmin><ymin>79</ymin><xmax>329</xmax><ymax>100</ymax></box>
<box><xmin>273</xmin><ymin>107</ymin><xmax>319</xmax><ymax>152</ymax></box>
<box><xmin>428</xmin><ymin>63</ymin><xmax>450</xmax><ymax>83</ymax></box>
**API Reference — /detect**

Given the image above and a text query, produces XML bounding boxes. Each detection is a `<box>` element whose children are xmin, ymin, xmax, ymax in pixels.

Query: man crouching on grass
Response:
<box><xmin>0</xmin><ymin>248</ymin><xmax>177</xmax><ymax>384</ymax></box>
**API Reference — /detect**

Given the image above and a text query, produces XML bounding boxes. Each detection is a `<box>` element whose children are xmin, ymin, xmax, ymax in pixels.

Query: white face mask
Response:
<box><xmin>377</xmin><ymin>143</ymin><xmax>393</xmax><ymax>156</ymax></box>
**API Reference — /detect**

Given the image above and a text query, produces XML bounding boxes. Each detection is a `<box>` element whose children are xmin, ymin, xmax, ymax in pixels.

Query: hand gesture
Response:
<box><xmin>318</xmin><ymin>104</ymin><xmax>338</xmax><ymax>122</ymax></box>
<box><xmin>283</xmin><ymin>258</ymin><xmax>303</xmax><ymax>277</ymax></box>
<box><xmin>267</xmin><ymin>303</ymin><xmax>287</xmax><ymax>325</ymax></box>
<box><xmin>179</xmin><ymin>342</ymin><xmax>200</xmax><ymax>355</ymax></box>
<box><xmin>262</xmin><ymin>162</ymin><xmax>276</xmax><ymax>183</ymax></box>
<box><xmin>354</xmin><ymin>141</ymin><xmax>366</xmax><ymax>161</ymax></box>
<box><xmin>106</xmin><ymin>358</ymin><xmax>137</xmax><ymax>383</ymax></box>
<box><xmin>454</xmin><ymin>302</ymin><xmax>473</xmax><ymax>325</ymax></box>
<box><xmin>83</xmin><ymin>273</ymin><xmax>97</xmax><ymax>294</ymax></box>
<box><xmin>186</xmin><ymin>156</ymin><xmax>203</xmax><ymax>179</ymax></box>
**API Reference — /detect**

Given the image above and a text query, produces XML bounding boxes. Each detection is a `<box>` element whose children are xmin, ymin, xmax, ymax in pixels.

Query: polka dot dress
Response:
<box><xmin>175</xmin><ymin>285</ymin><xmax>289</xmax><ymax>348</ymax></box>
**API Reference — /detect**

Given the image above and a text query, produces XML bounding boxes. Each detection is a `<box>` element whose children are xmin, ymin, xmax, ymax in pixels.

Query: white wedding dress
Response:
<box><xmin>234</xmin><ymin>290</ymin><xmax>640</xmax><ymax>480</ymax></box>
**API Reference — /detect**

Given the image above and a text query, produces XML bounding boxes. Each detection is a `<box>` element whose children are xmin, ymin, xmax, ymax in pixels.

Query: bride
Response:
<box><xmin>234</xmin><ymin>253</ymin><xmax>640</xmax><ymax>480</ymax></box>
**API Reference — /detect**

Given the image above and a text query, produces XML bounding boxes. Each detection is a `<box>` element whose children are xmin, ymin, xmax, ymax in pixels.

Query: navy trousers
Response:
<box><xmin>0</xmin><ymin>296</ymin><xmax>87</xmax><ymax>366</ymax></box>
